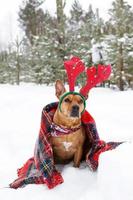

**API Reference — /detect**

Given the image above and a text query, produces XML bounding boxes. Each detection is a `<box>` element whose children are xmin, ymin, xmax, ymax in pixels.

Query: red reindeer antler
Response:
<box><xmin>80</xmin><ymin>64</ymin><xmax>111</xmax><ymax>98</ymax></box>
<box><xmin>64</xmin><ymin>57</ymin><xmax>85</xmax><ymax>91</ymax></box>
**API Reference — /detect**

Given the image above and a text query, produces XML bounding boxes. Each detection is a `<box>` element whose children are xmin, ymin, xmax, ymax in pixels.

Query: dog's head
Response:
<box><xmin>55</xmin><ymin>80</ymin><xmax>85</xmax><ymax>119</ymax></box>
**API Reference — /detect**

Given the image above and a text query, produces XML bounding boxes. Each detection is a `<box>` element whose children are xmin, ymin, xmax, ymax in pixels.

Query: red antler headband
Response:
<box><xmin>59</xmin><ymin>56</ymin><xmax>111</xmax><ymax>114</ymax></box>
<box><xmin>64</xmin><ymin>57</ymin><xmax>85</xmax><ymax>91</ymax></box>
<box><xmin>64</xmin><ymin>56</ymin><xmax>111</xmax><ymax>98</ymax></box>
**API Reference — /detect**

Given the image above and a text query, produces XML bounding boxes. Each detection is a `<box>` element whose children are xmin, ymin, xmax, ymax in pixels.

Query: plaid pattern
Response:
<box><xmin>86</xmin><ymin>140</ymin><xmax>123</xmax><ymax>171</ymax></box>
<box><xmin>10</xmin><ymin>102</ymin><xmax>123</xmax><ymax>189</ymax></box>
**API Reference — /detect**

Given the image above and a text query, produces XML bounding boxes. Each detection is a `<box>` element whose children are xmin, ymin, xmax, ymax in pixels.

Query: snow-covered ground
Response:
<box><xmin>0</xmin><ymin>84</ymin><xmax>133</xmax><ymax>200</ymax></box>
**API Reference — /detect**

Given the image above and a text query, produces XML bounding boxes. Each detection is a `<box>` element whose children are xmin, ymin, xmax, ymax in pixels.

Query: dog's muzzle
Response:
<box><xmin>71</xmin><ymin>105</ymin><xmax>79</xmax><ymax>117</ymax></box>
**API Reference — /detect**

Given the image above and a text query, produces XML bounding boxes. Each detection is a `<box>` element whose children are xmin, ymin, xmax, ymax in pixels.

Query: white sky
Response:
<box><xmin>0</xmin><ymin>0</ymin><xmax>133</xmax><ymax>50</ymax></box>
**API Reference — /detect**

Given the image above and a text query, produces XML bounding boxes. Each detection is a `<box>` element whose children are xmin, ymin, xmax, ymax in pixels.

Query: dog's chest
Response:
<box><xmin>49</xmin><ymin>128</ymin><xmax>85</xmax><ymax>160</ymax></box>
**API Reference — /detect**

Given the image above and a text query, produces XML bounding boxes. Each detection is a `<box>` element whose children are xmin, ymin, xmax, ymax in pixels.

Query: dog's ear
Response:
<box><xmin>55</xmin><ymin>80</ymin><xmax>66</xmax><ymax>99</ymax></box>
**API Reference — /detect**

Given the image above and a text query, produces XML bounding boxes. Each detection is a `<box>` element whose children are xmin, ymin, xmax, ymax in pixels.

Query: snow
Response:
<box><xmin>0</xmin><ymin>84</ymin><xmax>133</xmax><ymax>200</ymax></box>
<box><xmin>129</xmin><ymin>52</ymin><xmax>133</xmax><ymax>56</ymax></box>
<box><xmin>92</xmin><ymin>44</ymin><xmax>103</xmax><ymax>64</ymax></box>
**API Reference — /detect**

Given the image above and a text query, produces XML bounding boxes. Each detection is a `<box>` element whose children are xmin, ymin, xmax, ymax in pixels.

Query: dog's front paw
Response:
<box><xmin>73</xmin><ymin>162</ymin><xmax>80</xmax><ymax>168</ymax></box>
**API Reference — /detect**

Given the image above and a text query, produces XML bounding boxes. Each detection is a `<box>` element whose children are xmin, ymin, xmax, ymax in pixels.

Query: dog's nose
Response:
<box><xmin>72</xmin><ymin>105</ymin><xmax>79</xmax><ymax>112</ymax></box>
<box><xmin>71</xmin><ymin>105</ymin><xmax>79</xmax><ymax>117</ymax></box>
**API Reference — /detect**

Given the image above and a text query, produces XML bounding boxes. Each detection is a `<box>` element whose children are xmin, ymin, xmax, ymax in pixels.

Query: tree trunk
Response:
<box><xmin>116</xmin><ymin>0</ymin><xmax>124</xmax><ymax>91</ymax></box>
<box><xmin>56</xmin><ymin>0</ymin><xmax>65</xmax><ymax>59</ymax></box>
<box><xmin>118</xmin><ymin>42</ymin><xmax>124</xmax><ymax>91</ymax></box>
<box><xmin>16</xmin><ymin>58</ymin><xmax>20</xmax><ymax>85</ymax></box>
<box><xmin>15</xmin><ymin>38</ymin><xmax>23</xmax><ymax>85</ymax></box>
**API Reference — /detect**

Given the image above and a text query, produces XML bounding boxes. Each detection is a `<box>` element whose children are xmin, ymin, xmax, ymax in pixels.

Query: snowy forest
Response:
<box><xmin>0</xmin><ymin>0</ymin><xmax>133</xmax><ymax>91</ymax></box>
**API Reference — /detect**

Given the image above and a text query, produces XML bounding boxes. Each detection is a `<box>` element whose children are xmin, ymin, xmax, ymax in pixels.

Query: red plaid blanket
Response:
<box><xmin>10</xmin><ymin>102</ymin><xmax>122</xmax><ymax>189</ymax></box>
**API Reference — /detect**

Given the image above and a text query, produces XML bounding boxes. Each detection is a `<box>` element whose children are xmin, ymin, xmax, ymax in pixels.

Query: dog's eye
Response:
<box><xmin>64</xmin><ymin>98</ymin><xmax>71</xmax><ymax>103</ymax></box>
<box><xmin>79</xmin><ymin>99</ymin><xmax>83</xmax><ymax>104</ymax></box>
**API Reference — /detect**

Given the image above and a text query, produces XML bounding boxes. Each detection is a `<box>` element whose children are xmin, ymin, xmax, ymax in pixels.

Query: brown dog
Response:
<box><xmin>49</xmin><ymin>80</ymin><xmax>86</xmax><ymax>167</ymax></box>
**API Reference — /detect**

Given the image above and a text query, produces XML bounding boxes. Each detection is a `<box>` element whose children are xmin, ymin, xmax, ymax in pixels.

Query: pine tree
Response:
<box><xmin>18</xmin><ymin>0</ymin><xmax>44</xmax><ymax>44</ymax></box>
<box><xmin>104</xmin><ymin>0</ymin><xmax>133</xmax><ymax>90</ymax></box>
<box><xmin>0</xmin><ymin>51</ymin><xmax>9</xmax><ymax>83</ymax></box>
<box><xmin>56</xmin><ymin>0</ymin><xmax>66</xmax><ymax>59</ymax></box>
<box><xmin>21</xmin><ymin>10</ymin><xmax>65</xmax><ymax>84</ymax></box>
<box><xmin>66</xmin><ymin>0</ymin><xmax>85</xmax><ymax>58</ymax></box>
<box><xmin>0</xmin><ymin>41</ymin><xmax>25</xmax><ymax>85</ymax></box>
<box><xmin>81</xmin><ymin>6</ymin><xmax>105</xmax><ymax>66</ymax></box>
<box><xmin>69</xmin><ymin>0</ymin><xmax>84</xmax><ymax>28</ymax></box>
<box><xmin>66</xmin><ymin>2</ymin><xmax>105</xmax><ymax>86</ymax></box>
